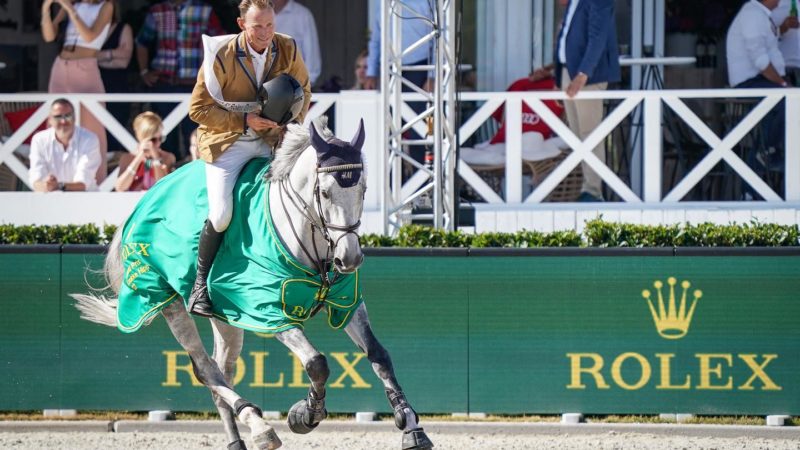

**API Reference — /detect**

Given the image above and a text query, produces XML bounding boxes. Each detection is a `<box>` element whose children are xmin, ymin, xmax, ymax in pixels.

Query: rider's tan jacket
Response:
<box><xmin>189</xmin><ymin>32</ymin><xmax>311</xmax><ymax>163</ymax></box>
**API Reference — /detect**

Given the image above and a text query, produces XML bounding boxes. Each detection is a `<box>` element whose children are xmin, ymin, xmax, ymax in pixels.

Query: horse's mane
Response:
<box><xmin>267</xmin><ymin>117</ymin><xmax>335</xmax><ymax>181</ymax></box>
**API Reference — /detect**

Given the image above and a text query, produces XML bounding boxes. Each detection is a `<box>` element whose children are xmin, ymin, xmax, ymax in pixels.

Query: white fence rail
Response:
<box><xmin>1</xmin><ymin>90</ymin><xmax>799</xmax><ymax>230</ymax></box>
<box><xmin>456</xmin><ymin>89</ymin><xmax>800</xmax><ymax>204</ymax></box>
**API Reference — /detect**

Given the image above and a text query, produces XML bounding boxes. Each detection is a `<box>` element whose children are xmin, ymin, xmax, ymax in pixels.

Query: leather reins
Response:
<box><xmin>277</xmin><ymin>162</ymin><xmax>364</xmax><ymax>289</ymax></box>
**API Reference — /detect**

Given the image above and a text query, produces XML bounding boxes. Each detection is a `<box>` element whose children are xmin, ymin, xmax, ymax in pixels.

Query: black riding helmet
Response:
<box><xmin>258</xmin><ymin>73</ymin><xmax>305</xmax><ymax>126</ymax></box>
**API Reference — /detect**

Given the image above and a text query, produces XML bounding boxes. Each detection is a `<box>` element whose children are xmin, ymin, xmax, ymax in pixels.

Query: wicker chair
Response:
<box><xmin>468</xmin><ymin>147</ymin><xmax>583</xmax><ymax>203</ymax></box>
<box><xmin>0</xmin><ymin>101</ymin><xmax>41</xmax><ymax>191</ymax></box>
<box><xmin>525</xmin><ymin>150</ymin><xmax>583</xmax><ymax>202</ymax></box>
<box><xmin>467</xmin><ymin>163</ymin><xmax>511</xmax><ymax>198</ymax></box>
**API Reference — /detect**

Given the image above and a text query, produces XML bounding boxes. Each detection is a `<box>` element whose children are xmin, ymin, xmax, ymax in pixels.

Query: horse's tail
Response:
<box><xmin>70</xmin><ymin>227</ymin><xmax>124</xmax><ymax>328</ymax></box>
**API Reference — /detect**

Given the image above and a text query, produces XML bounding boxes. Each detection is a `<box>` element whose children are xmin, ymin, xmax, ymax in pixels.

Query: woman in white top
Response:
<box><xmin>41</xmin><ymin>0</ymin><xmax>114</xmax><ymax>184</ymax></box>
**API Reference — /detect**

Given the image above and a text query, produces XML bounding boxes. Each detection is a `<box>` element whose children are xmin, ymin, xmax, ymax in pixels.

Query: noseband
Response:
<box><xmin>278</xmin><ymin>162</ymin><xmax>364</xmax><ymax>285</ymax></box>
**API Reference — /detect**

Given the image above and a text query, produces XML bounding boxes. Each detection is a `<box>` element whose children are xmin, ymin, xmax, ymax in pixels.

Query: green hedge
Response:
<box><xmin>1</xmin><ymin>220</ymin><xmax>798</xmax><ymax>247</ymax></box>
<box><xmin>0</xmin><ymin>224</ymin><xmax>119</xmax><ymax>245</ymax></box>
<box><xmin>581</xmin><ymin>219</ymin><xmax>800</xmax><ymax>247</ymax></box>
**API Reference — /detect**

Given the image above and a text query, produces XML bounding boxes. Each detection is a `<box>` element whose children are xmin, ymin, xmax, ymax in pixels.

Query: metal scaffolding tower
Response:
<box><xmin>379</xmin><ymin>0</ymin><xmax>457</xmax><ymax>233</ymax></box>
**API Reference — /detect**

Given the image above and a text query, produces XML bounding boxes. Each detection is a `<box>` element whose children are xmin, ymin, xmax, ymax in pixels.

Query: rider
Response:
<box><xmin>187</xmin><ymin>0</ymin><xmax>311</xmax><ymax>317</ymax></box>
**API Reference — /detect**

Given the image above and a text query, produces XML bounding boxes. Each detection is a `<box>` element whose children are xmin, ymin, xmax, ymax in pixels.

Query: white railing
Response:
<box><xmin>1</xmin><ymin>89</ymin><xmax>799</xmax><ymax>229</ymax></box>
<box><xmin>0</xmin><ymin>92</ymin><xmax>379</xmax><ymax>195</ymax></box>
<box><xmin>455</xmin><ymin>89</ymin><xmax>800</xmax><ymax>204</ymax></box>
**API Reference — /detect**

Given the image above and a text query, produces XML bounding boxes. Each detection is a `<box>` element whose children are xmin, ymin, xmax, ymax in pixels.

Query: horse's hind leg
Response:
<box><xmin>344</xmin><ymin>303</ymin><xmax>433</xmax><ymax>450</ymax></box>
<box><xmin>274</xmin><ymin>328</ymin><xmax>329</xmax><ymax>434</ymax></box>
<box><xmin>160</xmin><ymin>302</ymin><xmax>282</xmax><ymax>450</ymax></box>
<box><xmin>210</xmin><ymin>319</ymin><xmax>247</xmax><ymax>450</ymax></box>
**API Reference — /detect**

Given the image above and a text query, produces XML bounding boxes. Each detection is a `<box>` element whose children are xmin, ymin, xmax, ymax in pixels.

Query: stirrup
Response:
<box><xmin>188</xmin><ymin>283</ymin><xmax>214</xmax><ymax>318</ymax></box>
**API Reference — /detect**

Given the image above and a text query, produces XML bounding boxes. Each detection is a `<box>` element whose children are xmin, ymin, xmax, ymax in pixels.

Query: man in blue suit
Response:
<box><xmin>553</xmin><ymin>0</ymin><xmax>620</xmax><ymax>202</ymax></box>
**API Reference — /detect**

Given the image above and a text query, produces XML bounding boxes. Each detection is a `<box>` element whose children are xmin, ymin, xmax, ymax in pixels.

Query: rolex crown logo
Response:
<box><xmin>642</xmin><ymin>277</ymin><xmax>702</xmax><ymax>340</ymax></box>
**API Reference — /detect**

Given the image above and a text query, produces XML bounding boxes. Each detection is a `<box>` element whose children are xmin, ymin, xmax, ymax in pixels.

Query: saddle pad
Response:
<box><xmin>116</xmin><ymin>158</ymin><xmax>362</xmax><ymax>333</ymax></box>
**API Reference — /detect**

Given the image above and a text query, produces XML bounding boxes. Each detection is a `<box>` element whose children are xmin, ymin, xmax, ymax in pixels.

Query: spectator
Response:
<box><xmin>728</xmin><ymin>0</ymin><xmax>787</xmax><ymax>88</ymax></box>
<box><xmin>351</xmin><ymin>49</ymin><xmax>368</xmax><ymax>90</ymax></box>
<box><xmin>29</xmin><ymin>99</ymin><xmax>101</xmax><ymax>193</ymax></box>
<box><xmin>727</xmin><ymin>0</ymin><xmax>787</xmax><ymax>154</ymax></box>
<box><xmin>98</xmin><ymin>4</ymin><xmax>134</xmax><ymax>153</ymax></box>
<box><xmin>274</xmin><ymin>0</ymin><xmax>322</xmax><ymax>85</ymax></box>
<box><xmin>461</xmin><ymin>77</ymin><xmax>566</xmax><ymax>167</ymax></box>
<box><xmin>364</xmin><ymin>0</ymin><xmax>433</xmax><ymax>91</ymax></box>
<box><xmin>40</xmin><ymin>0</ymin><xmax>113</xmax><ymax>184</ymax></box>
<box><xmin>114</xmin><ymin>112</ymin><xmax>176</xmax><ymax>192</ymax></box>
<box><xmin>551</xmin><ymin>0</ymin><xmax>620</xmax><ymax>202</ymax></box>
<box><xmin>186</xmin><ymin>0</ymin><xmax>310</xmax><ymax>317</ymax></box>
<box><xmin>772</xmin><ymin>0</ymin><xmax>800</xmax><ymax>85</ymax></box>
<box><xmin>136</xmin><ymin>0</ymin><xmax>225</xmax><ymax>160</ymax></box>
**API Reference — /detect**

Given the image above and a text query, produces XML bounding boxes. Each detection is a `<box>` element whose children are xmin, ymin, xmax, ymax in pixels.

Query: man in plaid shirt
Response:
<box><xmin>136</xmin><ymin>0</ymin><xmax>225</xmax><ymax>159</ymax></box>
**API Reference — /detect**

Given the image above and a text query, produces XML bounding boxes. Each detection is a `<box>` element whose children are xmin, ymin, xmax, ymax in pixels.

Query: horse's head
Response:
<box><xmin>309</xmin><ymin>119</ymin><xmax>366</xmax><ymax>273</ymax></box>
<box><xmin>270</xmin><ymin>117</ymin><xmax>366</xmax><ymax>275</ymax></box>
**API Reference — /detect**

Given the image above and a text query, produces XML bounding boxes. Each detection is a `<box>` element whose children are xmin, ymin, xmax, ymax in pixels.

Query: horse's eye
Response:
<box><xmin>320</xmin><ymin>190</ymin><xmax>330</xmax><ymax>200</ymax></box>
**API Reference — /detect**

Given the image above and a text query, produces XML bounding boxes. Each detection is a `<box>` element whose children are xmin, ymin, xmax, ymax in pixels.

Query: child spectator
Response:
<box><xmin>114</xmin><ymin>112</ymin><xmax>176</xmax><ymax>192</ymax></box>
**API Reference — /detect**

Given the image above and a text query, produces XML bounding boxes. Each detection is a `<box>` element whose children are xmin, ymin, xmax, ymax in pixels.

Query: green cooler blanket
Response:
<box><xmin>116</xmin><ymin>159</ymin><xmax>362</xmax><ymax>334</ymax></box>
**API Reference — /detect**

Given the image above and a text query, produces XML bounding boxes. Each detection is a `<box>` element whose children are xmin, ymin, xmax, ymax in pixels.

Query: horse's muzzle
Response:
<box><xmin>334</xmin><ymin>251</ymin><xmax>364</xmax><ymax>274</ymax></box>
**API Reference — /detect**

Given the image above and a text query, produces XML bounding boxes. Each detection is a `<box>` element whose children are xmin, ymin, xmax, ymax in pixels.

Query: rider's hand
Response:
<box><xmin>246</xmin><ymin>114</ymin><xmax>279</xmax><ymax>132</ymax></box>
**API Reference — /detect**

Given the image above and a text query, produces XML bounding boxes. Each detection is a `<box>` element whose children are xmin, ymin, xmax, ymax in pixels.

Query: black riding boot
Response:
<box><xmin>187</xmin><ymin>220</ymin><xmax>224</xmax><ymax>317</ymax></box>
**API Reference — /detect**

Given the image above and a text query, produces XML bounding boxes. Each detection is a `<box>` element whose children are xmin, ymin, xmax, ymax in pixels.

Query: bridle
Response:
<box><xmin>278</xmin><ymin>161</ymin><xmax>364</xmax><ymax>288</ymax></box>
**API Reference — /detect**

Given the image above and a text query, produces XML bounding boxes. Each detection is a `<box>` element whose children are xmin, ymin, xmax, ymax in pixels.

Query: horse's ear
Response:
<box><xmin>350</xmin><ymin>119</ymin><xmax>365</xmax><ymax>150</ymax></box>
<box><xmin>310</xmin><ymin>120</ymin><xmax>328</xmax><ymax>155</ymax></box>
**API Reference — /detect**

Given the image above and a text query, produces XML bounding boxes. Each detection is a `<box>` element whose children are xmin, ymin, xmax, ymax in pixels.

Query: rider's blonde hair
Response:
<box><xmin>238</xmin><ymin>0</ymin><xmax>274</xmax><ymax>17</ymax></box>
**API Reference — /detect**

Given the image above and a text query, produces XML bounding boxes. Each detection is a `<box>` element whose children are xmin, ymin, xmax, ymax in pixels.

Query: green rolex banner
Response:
<box><xmin>1</xmin><ymin>248</ymin><xmax>798</xmax><ymax>414</ymax></box>
<box><xmin>465</xmin><ymin>254</ymin><xmax>799</xmax><ymax>415</ymax></box>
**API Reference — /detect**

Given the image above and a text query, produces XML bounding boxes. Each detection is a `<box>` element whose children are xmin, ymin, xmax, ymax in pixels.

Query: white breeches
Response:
<box><xmin>206</xmin><ymin>138</ymin><xmax>271</xmax><ymax>232</ymax></box>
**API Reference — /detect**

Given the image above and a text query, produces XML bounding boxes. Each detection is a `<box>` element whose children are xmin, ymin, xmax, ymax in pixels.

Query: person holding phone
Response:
<box><xmin>114</xmin><ymin>112</ymin><xmax>176</xmax><ymax>192</ymax></box>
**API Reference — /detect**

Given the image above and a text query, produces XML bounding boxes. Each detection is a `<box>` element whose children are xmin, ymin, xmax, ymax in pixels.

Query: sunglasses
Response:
<box><xmin>148</xmin><ymin>135</ymin><xmax>163</xmax><ymax>144</ymax></box>
<box><xmin>51</xmin><ymin>112</ymin><xmax>74</xmax><ymax>121</ymax></box>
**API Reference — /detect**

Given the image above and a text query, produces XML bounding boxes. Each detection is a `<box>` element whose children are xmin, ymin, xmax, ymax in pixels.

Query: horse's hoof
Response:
<box><xmin>227</xmin><ymin>439</ymin><xmax>248</xmax><ymax>450</ymax></box>
<box><xmin>253</xmin><ymin>427</ymin><xmax>282</xmax><ymax>450</ymax></box>
<box><xmin>287</xmin><ymin>398</ymin><xmax>326</xmax><ymax>434</ymax></box>
<box><xmin>402</xmin><ymin>427</ymin><xmax>434</xmax><ymax>450</ymax></box>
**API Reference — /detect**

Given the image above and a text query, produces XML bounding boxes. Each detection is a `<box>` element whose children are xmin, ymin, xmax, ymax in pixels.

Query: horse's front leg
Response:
<box><xmin>344</xmin><ymin>303</ymin><xmax>434</xmax><ymax>450</ymax></box>
<box><xmin>160</xmin><ymin>302</ymin><xmax>282</xmax><ymax>450</ymax></box>
<box><xmin>274</xmin><ymin>327</ymin><xmax>329</xmax><ymax>434</ymax></box>
<box><xmin>210</xmin><ymin>319</ymin><xmax>248</xmax><ymax>450</ymax></box>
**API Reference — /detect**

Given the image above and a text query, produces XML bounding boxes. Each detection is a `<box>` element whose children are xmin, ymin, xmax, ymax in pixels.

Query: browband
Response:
<box><xmin>317</xmin><ymin>164</ymin><xmax>363</xmax><ymax>173</ymax></box>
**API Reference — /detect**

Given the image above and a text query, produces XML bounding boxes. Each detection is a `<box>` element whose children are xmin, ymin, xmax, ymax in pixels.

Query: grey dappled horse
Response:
<box><xmin>72</xmin><ymin>119</ymin><xmax>433</xmax><ymax>450</ymax></box>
